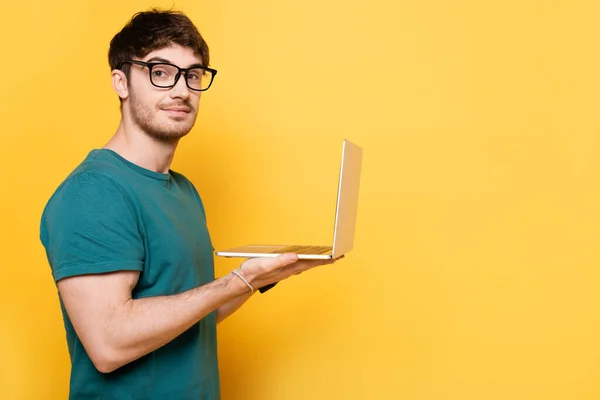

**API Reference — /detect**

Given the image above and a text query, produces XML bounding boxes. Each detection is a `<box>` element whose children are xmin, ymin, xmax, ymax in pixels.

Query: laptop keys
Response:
<box><xmin>274</xmin><ymin>245</ymin><xmax>332</xmax><ymax>255</ymax></box>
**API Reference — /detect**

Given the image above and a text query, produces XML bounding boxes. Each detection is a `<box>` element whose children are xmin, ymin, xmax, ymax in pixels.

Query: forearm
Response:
<box><xmin>67</xmin><ymin>254</ymin><xmax>330</xmax><ymax>373</ymax></box>
<box><xmin>96</xmin><ymin>273</ymin><xmax>245</xmax><ymax>372</ymax></box>
<box><xmin>216</xmin><ymin>291</ymin><xmax>254</xmax><ymax>323</ymax></box>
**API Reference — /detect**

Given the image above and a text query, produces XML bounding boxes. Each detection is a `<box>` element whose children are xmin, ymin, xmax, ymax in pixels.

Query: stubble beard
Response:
<box><xmin>128</xmin><ymin>88</ymin><xmax>198</xmax><ymax>144</ymax></box>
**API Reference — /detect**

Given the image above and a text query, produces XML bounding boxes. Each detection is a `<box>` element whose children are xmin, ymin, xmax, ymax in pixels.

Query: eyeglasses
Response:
<box><xmin>119</xmin><ymin>59</ymin><xmax>218</xmax><ymax>91</ymax></box>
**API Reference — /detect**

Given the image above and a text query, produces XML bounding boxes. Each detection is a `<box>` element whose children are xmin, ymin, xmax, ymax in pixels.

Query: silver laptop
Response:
<box><xmin>215</xmin><ymin>139</ymin><xmax>363</xmax><ymax>260</ymax></box>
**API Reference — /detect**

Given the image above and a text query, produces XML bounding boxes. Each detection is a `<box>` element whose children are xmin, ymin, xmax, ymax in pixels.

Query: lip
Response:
<box><xmin>162</xmin><ymin>107</ymin><xmax>191</xmax><ymax>115</ymax></box>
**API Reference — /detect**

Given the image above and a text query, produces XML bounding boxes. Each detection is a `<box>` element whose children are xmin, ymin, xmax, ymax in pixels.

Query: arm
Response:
<box><xmin>58</xmin><ymin>269</ymin><xmax>247</xmax><ymax>373</ymax></box>
<box><xmin>216</xmin><ymin>292</ymin><xmax>253</xmax><ymax>324</ymax></box>
<box><xmin>215</xmin><ymin>282</ymin><xmax>280</xmax><ymax>324</ymax></box>
<box><xmin>58</xmin><ymin>254</ymin><xmax>338</xmax><ymax>373</ymax></box>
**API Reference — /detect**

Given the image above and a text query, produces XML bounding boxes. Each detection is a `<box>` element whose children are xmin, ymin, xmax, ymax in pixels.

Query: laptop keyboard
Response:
<box><xmin>274</xmin><ymin>245</ymin><xmax>332</xmax><ymax>255</ymax></box>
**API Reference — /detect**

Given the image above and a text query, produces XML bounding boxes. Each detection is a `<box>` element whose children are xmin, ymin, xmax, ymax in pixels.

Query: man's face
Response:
<box><xmin>123</xmin><ymin>44</ymin><xmax>203</xmax><ymax>143</ymax></box>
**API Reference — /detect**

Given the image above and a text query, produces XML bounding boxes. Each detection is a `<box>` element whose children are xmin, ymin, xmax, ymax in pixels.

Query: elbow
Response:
<box><xmin>93</xmin><ymin>358</ymin><xmax>119</xmax><ymax>374</ymax></box>
<box><xmin>80</xmin><ymin>328</ymin><xmax>141</xmax><ymax>373</ymax></box>
<box><xmin>87</xmin><ymin>344</ymin><xmax>124</xmax><ymax>374</ymax></box>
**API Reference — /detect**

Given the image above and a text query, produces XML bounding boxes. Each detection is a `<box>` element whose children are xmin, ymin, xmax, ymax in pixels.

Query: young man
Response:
<box><xmin>40</xmin><ymin>9</ymin><xmax>339</xmax><ymax>399</ymax></box>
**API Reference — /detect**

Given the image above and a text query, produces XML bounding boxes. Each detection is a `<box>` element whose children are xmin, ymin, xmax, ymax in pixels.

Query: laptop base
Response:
<box><xmin>215</xmin><ymin>245</ymin><xmax>333</xmax><ymax>260</ymax></box>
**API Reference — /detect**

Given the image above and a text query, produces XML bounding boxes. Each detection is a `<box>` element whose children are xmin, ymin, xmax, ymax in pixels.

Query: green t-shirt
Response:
<box><xmin>40</xmin><ymin>149</ymin><xmax>220</xmax><ymax>399</ymax></box>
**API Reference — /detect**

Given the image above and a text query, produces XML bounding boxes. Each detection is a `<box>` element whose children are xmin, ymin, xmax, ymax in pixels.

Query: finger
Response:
<box><xmin>286</xmin><ymin>258</ymin><xmax>335</xmax><ymax>275</ymax></box>
<box><xmin>241</xmin><ymin>253</ymin><xmax>299</xmax><ymax>275</ymax></box>
<box><xmin>298</xmin><ymin>258</ymin><xmax>336</xmax><ymax>269</ymax></box>
<box><xmin>274</xmin><ymin>253</ymin><xmax>300</xmax><ymax>266</ymax></box>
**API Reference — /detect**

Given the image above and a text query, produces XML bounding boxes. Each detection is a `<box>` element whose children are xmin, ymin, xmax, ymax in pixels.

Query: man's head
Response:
<box><xmin>108</xmin><ymin>9</ymin><xmax>213</xmax><ymax>143</ymax></box>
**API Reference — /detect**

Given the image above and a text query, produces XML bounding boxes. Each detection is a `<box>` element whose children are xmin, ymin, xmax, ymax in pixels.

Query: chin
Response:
<box><xmin>145</xmin><ymin>124</ymin><xmax>193</xmax><ymax>142</ymax></box>
<box><xmin>163</xmin><ymin>124</ymin><xmax>193</xmax><ymax>137</ymax></box>
<box><xmin>165</xmin><ymin>113</ymin><xmax>196</xmax><ymax>128</ymax></box>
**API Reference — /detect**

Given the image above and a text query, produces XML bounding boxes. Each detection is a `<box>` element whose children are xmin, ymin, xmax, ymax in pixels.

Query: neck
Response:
<box><xmin>104</xmin><ymin>117</ymin><xmax>178</xmax><ymax>174</ymax></box>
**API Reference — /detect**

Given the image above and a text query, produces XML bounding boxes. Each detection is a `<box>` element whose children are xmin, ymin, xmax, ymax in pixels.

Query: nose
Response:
<box><xmin>170</xmin><ymin>72</ymin><xmax>190</xmax><ymax>100</ymax></box>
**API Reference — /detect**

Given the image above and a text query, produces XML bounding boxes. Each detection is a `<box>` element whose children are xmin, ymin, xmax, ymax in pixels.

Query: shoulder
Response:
<box><xmin>170</xmin><ymin>170</ymin><xmax>207</xmax><ymax>216</ymax></box>
<box><xmin>170</xmin><ymin>170</ymin><xmax>201</xmax><ymax>198</ymax></box>
<box><xmin>40</xmin><ymin>164</ymin><xmax>138</xmax><ymax>245</ymax></box>
<box><xmin>46</xmin><ymin>169</ymin><xmax>132</xmax><ymax>214</ymax></box>
<box><xmin>170</xmin><ymin>169</ymin><xmax>193</xmax><ymax>187</ymax></box>
<box><xmin>45</xmin><ymin>151</ymin><xmax>139</xmax><ymax>212</ymax></box>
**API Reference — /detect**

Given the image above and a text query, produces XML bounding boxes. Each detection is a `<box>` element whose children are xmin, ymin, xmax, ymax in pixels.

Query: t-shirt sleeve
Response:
<box><xmin>41</xmin><ymin>172</ymin><xmax>145</xmax><ymax>282</ymax></box>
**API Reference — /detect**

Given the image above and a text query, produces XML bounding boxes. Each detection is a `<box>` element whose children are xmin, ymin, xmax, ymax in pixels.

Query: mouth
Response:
<box><xmin>161</xmin><ymin>107</ymin><xmax>192</xmax><ymax>117</ymax></box>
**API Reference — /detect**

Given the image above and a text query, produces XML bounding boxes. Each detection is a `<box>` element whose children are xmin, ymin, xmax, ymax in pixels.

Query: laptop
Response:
<box><xmin>215</xmin><ymin>139</ymin><xmax>363</xmax><ymax>260</ymax></box>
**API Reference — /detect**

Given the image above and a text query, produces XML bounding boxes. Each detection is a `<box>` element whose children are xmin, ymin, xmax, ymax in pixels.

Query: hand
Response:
<box><xmin>238</xmin><ymin>253</ymin><xmax>344</xmax><ymax>289</ymax></box>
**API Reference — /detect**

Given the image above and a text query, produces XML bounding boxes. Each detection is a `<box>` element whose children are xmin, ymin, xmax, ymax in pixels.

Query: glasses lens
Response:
<box><xmin>186</xmin><ymin>68</ymin><xmax>213</xmax><ymax>91</ymax></box>
<box><xmin>149</xmin><ymin>64</ymin><xmax>179</xmax><ymax>87</ymax></box>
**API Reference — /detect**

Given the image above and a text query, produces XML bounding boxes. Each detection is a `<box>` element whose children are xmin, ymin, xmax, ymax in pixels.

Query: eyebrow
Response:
<box><xmin>146</xmin><ymin>57</ymin><xmax>171</xmax><ymax>63</ymax></box>
<box><xmin>145</xmin><ymin>56</ymin><xmax>205</xmax><ymax>68</ymax></box>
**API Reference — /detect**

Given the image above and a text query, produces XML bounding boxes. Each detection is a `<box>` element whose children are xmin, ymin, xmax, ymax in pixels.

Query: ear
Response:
<box><xmin>111</xmin><ymin>69</ymin><xmax>129</xmax><ymax>101</ymax></box>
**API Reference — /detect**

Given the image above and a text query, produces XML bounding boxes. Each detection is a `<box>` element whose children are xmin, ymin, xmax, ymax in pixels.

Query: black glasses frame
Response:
<box><xmin>119</xmin><ymin>59</ymin><xmax>218</xmax><ymax>91</ymax></box>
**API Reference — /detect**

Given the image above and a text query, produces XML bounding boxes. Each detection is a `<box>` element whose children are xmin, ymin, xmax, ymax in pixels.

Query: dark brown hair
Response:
<box><xmin>108</xmin><ymin>8</ymin><xmax>210</xmax><ymax>76</ymax></box>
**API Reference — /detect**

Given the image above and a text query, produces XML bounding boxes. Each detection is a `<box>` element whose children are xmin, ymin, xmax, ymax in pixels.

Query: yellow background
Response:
<box><xmin>1</xmin><ymin>0</ymin><xmax>600</xmax><ymax>399</ymax></box>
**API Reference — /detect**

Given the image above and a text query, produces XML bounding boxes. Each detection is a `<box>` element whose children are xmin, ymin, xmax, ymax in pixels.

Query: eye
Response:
<box><xmin>152</xmin><ymin>70</ymin><xmax>168</xmax><ymax>78</ymax></box>
<box><xmin>151</xmin><ymin>66</ymin><xmax>173</xmax><ymax>80</ymax></box>
<box><xmin>186</xmin><ymin>71</ymin><xmax>201</xmax><ymax>81</ymax></box>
